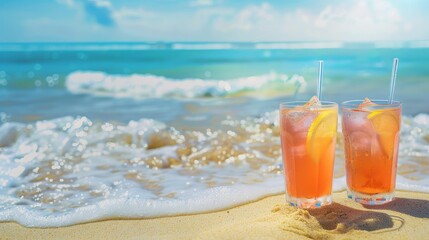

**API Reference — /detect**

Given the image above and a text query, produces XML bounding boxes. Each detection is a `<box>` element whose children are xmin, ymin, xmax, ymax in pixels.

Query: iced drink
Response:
<box><xmin>280</xmin><ymin>96</ymin><xmax>337</xmax><ymax>208</ymax></box>
<box><xmin>342</xmin><ymin>99</ymin><xmax>401</xmax><ymax>205</ymax></box>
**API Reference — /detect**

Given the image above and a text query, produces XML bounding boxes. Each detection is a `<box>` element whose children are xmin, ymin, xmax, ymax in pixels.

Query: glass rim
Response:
<box><xmin>342</xmin><ymin>99</ymin><xmax>401</xmax><ymax>109</ymax></box>
<box><xmin>279</xmin><ymin>101</ymin><xmax>337</xmax><ymax>109</ymax></box>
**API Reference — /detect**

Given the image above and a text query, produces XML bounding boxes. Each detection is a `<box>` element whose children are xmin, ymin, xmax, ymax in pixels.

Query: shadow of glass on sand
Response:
<box><xmin>308</xmin><ymin>203</ymin><xmax>404</xmax><ymax>233</ymax></box>
<box><xmin>363</xmin><ymin>198</ymin><xmax>429</xmax><ymax>218</ymax></box>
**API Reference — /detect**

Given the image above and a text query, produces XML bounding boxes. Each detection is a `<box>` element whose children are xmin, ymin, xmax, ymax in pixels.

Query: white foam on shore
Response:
<box><xmin>0</xmin><ymin>180</ymin><xmax>284</xmax><ymax>227</ymax></box>
<box><xmin>65</xmin><ymin>71</ymin><xmax>306</xmax><ymax>99</ymax></box>
<box><xmin>0</xmin><ymin>113</ymin><xmax>428</xmax><ymax>227</ymax></box>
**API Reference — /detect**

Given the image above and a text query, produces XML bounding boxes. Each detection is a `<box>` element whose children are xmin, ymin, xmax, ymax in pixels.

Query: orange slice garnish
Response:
<box><xmin>306</xmin><ymin>109</ymin><xmax>337</xmax><ymax>162</ymax></box>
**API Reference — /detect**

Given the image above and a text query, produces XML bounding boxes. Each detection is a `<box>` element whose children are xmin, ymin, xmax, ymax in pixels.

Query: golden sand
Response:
<box><xmin>0</xmin><ymin>190</ymin><xmax>428</xmax><ymax>240</ymax></box>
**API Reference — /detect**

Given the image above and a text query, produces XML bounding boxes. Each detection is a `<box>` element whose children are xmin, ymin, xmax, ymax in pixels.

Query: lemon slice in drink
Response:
<box><xmin>367</xmin><ymin>110</ymin><xmax>400</xmax><ymax>158</ymax></box>
<box><xmin>306</xmin><ymin>109</ymin><xmax>337</xmax><ymax>162</ymax></box>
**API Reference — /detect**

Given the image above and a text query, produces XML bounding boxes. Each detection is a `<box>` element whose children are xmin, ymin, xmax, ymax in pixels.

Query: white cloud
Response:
<box><xmin>213</xmin><ymin>3</ymin><xmax>273</xmax><ymax>31</ymax></box>
<box><xmin>190</xmin><ymin>0</ymin><xmax>214</xmax><ymax>7</ymax></box>
<box><xmin>117</xmin><ymin>0</ymin><xmax>422</xmax><ymax>41</ymax></box>
<box><xmin>56</xmin><ymin>0</ymin><xmax>76</xmax><ymax>7</ymax></box>
<box><xmin>309</xmin><ymin>0</ymin><xmax>404</xmax><ymax>41</ymax></box>
<box><xmin>91</xmin><ymin>0</ymin><xmax>111</xmax><ymax>8</ymax></box>
<box><xmin>210</xmin><ymin>0</ymin><xmax>412</xmax><ymax>41</ymax></box>
<box><xmin>111</xmin><ymin>6</ymin><xmax>233</xmax><ymax>41</ymax></box>
<box><xmin>15</xmin><ymin>0</ymin><xmax>429</xmax><ymax>42</ymax></box>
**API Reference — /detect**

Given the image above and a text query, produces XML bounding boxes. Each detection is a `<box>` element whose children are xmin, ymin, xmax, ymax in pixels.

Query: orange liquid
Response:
<box><xmin>280</xmin><ymin>108</ymin><xmax>337</xmax><ymax>199</ymax></box>
<box><xmin>342</xmin><ymin>108</ymin><xmax>401</xmax><ymax>195</ymax></box>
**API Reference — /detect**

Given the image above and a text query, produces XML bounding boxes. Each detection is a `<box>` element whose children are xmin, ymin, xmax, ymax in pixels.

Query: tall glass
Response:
<box><xmin>342</xmin><ymin>100</ymin><xmax>401</xmax><ymax>205</ymax></box>
<box><xmin>279</xmin><ymin>101</ymin><xmax>338</xmax><ymax>208</ymax></box>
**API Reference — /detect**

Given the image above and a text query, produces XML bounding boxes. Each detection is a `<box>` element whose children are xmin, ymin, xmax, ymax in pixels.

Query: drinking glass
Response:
<box><xmin>279</xmin><ymin>101</ymin><xmax>338</xmax><ymax>208</ymax></box>
<box><xmin>342</xmin><ymin>100</ymin><xmax>401</xmax><ymax>205</ymax></box>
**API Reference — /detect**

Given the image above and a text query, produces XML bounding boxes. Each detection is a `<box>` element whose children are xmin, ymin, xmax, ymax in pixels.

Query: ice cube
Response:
<box><xmin>281</xmin><ymin>96</ymin><xmax>319</xmax><ymax>133</ymax></box>
<box><xmin>358</xmin><ymin>98</ymin><xmax>377</xmax><ymax>110</ymax></box>
<box><xmin>305</xmin><ymin>96</ymin><xmax>321</xmax><ymax>107</ymax></box>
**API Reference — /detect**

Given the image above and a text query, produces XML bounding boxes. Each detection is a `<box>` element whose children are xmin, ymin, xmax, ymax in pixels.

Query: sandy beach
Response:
<box><xmin>1</xmin><ymin>190</ymin><xmax>428</xmax><ymax>240</ymax></box>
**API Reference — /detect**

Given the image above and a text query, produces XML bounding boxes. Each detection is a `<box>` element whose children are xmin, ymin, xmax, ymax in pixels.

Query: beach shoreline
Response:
<box><xmin>1</xmin><ymin>190</ymin><xmax>428</xmax><ymax>240</ymax></box>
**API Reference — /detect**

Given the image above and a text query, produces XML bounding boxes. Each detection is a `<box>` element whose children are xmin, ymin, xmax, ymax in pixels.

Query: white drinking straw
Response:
<box><xmin>317</xmin><ymin>60</ymin><xmax>324</xmax><ymax>100</ymax></box>
<box><xmin>389</xmin><ymin>58</ymin><xmax>399</xmax><ymax>104</ymax></box>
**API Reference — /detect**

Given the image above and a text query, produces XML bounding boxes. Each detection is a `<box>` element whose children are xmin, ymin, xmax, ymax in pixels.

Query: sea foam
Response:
<box><xmin>65</xmin><ymin>71</ymin><xmax>306</xmax><ymax>99</ymax></box>
<box><xmin>0</xmin><ymin>113</ymin><xmax>428</xmax><ymax>227</ymax></box>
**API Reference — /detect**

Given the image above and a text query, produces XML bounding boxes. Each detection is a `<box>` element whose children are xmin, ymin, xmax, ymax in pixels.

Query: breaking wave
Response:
<box><xmin>65</xmin><ymin>71</ymin><xmax>307</xmax><ymax>99</ymax></box>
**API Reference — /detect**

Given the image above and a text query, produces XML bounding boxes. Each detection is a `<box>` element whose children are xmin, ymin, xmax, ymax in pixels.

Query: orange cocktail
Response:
<box><xmin>342</xmin><ymin>99</ymin><xmax>401</xmax><ymax>205</ymax></box>
<box><xmin>280</xmin><ymin>97</ymin><xmax>337</xmax><ymax>208</ymax></box>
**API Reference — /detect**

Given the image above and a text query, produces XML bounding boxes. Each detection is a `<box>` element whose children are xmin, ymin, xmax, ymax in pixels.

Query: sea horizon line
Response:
<box><xmin>1</xmin><ymin>40</ymin><xmax>429</xmax><ymax>51</ymax></box>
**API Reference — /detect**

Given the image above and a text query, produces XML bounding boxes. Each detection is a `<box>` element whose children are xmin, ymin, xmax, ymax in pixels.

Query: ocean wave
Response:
<box><xmin>65</xmin><ymin>71</ymin><xmax>307</xmax><ymax>99</ymax></box>
<box><xmin>0</xmin><ymin>113</ymin><xmax>428</xmax><ymax>227</ymax></box>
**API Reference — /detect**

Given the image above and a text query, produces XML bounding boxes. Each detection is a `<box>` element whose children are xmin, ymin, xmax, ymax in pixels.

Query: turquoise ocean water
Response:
<box><xmin>0</xmin><ymin>42</ymin><xmax>428</xmax><ymax>227</ymax></box>
<box><xmin>0</xmin><ymin>42</ymin><xmax>428</xmax><ymax>126</ymax></box>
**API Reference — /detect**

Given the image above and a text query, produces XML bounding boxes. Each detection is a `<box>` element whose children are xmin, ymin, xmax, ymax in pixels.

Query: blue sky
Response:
<box><xmin>1</xmin><ymin>0</ymin><xmax>428</xmax><ymax>42</ymax></box>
